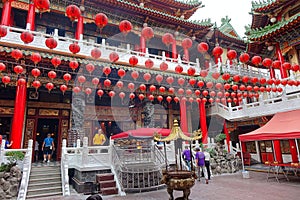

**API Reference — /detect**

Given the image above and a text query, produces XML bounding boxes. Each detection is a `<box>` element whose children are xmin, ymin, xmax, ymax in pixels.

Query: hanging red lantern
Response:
<box><xmin>97</xmin><ymin>89</ymin><xmax>104</xmax><ymax>98</ymax></box>
<box><xmin>162</xmin><ymin>33</ymin><xmax>174</xmax><ymax>46</ymax></box>
<box><xmin>0</xmin><ymin>26</ymin><xmax>7</xmax><ymax>38</ymax></box>
<box><xmin>251</xmin><ymin>77</ymin><xmax>259</xmax><ymax>84</ymax></box>
<box><xmin>66</xmin><ymin>5</ymin><xmax>81</xmax><ymax>21</ymax></box>
<box><xmin>138</xmin><ymin>94</ymin><xmax>145</xmax><ymax>101</ymax></box>
<box><xmin>51</xmin><ymin>57</ymin><xmax>61</xmax><ymax>68</ymax></box>
<box><xmin>86</xmin><ymin>64</ymin><xmax>95</xmax><ymax>74</ymax></box>
<box><xmin>272</xmin><ymin>60</ymin><xmax>281</xmax><ymax>69</ymax></box>
<box><xmin>212</xmin><ymin>72</ymin><xmax>220</xmax><ymax>80</ymax></box>
<box><xmin>11</xmin><ymin>49</ymin><xmax>23</xmax><ymax>61</ymax></box>
<box><xmin>159</xmin><ymin>86</ymin><xmax>165</xmax><ymax>93</ymax></box>
<box><xmin>231</xmin><ymin>92</ymin><xmax>236</xmax><ymax>98</ymax></box>
<box><xmin>224</xmin><ymin>92</ymin><xmax>230</xmax><ymax>97</ymax></box>
<box><xmin>186</xmin><ymin>89</ymin><xmax>193</xmax><ymax>96</ymax></box>
<box><xmin>31</xmin><ymin>68</ymin><xmax>41</xmax><ymax>78</ymax></box>
<box><xmin>267</xmin><ymin>79</ymin><xmax>274</xmax><ymax>85</ymax></box>
<box><xmin>217</xmin><ymin>91</ymin><xmax>223</xmax><ymax>98</ymax></box>
<box><xmin>91</xmin><ymin>48</ymin><xmax>101</xmax><ymax>59</ymax></box>
<box><xmin>169</xmin><ymin>87</ymin><xmax>175</xmax><ymax>94</ymax></box>
<box><xmin>129</xmin><ymin>93</ymin><xmax>135</xmax><ymax>100</ymax></box>
<box><xmin>129</xmin><ymin>56</ymin><xmax>138</xmax><ymax>66</ymax></box>
<box><xmin>78</xmin><ymin>75</ymin><xmax>86</xmax><ymax>84</ymax></box>
<box><xmin>197</xmin><ymin>81</ymin><xmax>204</xmax><ymax>88</ymax></box>
<box><xmin>215</xmin><ymin>98</ymin><xmax>221</xmax><ymax>103</ymax></box>
<box><xmin>166</xmin><ymin>76</ymin><xmax>174</xmax><ymax>85</ymax></box>
<box><xmin>166</xmin><ymin>96</ymin><xmax>172</xmax><ymax>103</ymax></box>
<box><xmin>222</xmin><ymin>73</ymin><xmax>230</xmax><ymax>81</ymax></box>
<box><xmin>281</xmin><ymin>79</ymin><xmax>287</xmax><ymax>86</ymax></box>
<box><xmin>73</xmin><ymin>86</ymin><xmax>81</xmax><ymax>94</ymax></box>
<box><xmin>239</xmin><ymin>53</ymin><xmax>250</xmax><ymax>63</ymax></box>
<box><xmin>215</xmin><ymin>83</ymin><xmax>222</xmax><ymax>90</ymax></box>
<box><xmin>232</xmin><ymin>85</ymin><xmax>238</xmax><ymax>91</ymax></box>
<box><xmin>157</xmin><ymin>95</ymin><xmax>163</xmax><ymax>103</ymax></box>
<box><xmin>60</xmin><ymin>84</ymin><xmax>68</xmax><ymax>94</ymax></box>
<box><xmin>143</xmin><ymin>73</ymin><xmax>151</xmax><ymax>82</ymax></box>
<box><xmin>277</xmin><ymin>87</ymin><xmax>283</xmax><ymax>93</ymax></box>
<box><xmin>85</xmin><ymin>88</ymin><xmax>92</xmax><ymax>95</ymax></box>
<box><xmin>210</xmin><ymin>91</ymin><xmax>216</xmax><ymax>97</ymax></box>
<box><xmin>148</xmin><ymin>94</ymin><xmax>154</xmax><ymax>101</ymax></box>
<box><xmin>200</xmin><ymin>70</ymin><xmax>208</xmax><ymax>77</ymax></box>
<box><xmin>149</xmin><ymin>85</ymin><xmax>156</xmax><ymax>92</ymax></box>
<box><xmin>63</xmin><ymin>73</ymin><xmax>72</xmax><ymax>84</ymax></box>
<box><xmin>117</xmin><ymin>69</ymin><xmax>126</xmax><ymax>78</ymax></box>
<box><xmin>212</xmin><ymin>46</ymin><xmax>223</xmax><ymax>57</ymax></box>
<box><xmin>175</xmin><ymin>65</ymin><xmax>183</xmax><ymax>74</ymax></box>
<box><xmin>178</xmin><ymin>88</ymin><xmax>184</xmax><ymax>95</ymax></box>
<box><xmin>242</xmin><ymin>76</ymin><xmax>249</xmax><ymax>83</ymax></box>
<box><xmin>128</xmin><ymin>83</ymin><xmax>135</xmax><ymax>91</ymax></box>
<box><xmin>246</xmin><ymin>85</ymin><xmax>253</xmax><ymax>91</ymax></box>
<box><xmin>288</xmin><ymin>80</ymin><xmax>295</xmax><ymax>86</ymax></box>
<box><xmin>262</xmin><ymin>58</ymin><xmax>272</xmax><ymax>68</ymax></box>
<box><xmin>251</xmin><ymin>56</ymin><xmax>262</xmax><ymax>66</ymax></box>
<box><xmin>109</xmin><ymin>52</ymin><xmax>119</xmax><ymax>62</ymax></box>
<box><xmin>177</xmin><ymin>78</ymin><xmax>185</xmax><ymax>86</ymax></box>
<box><xmin>119</xmin><ymin>92</ymin><xmax>125</xmax><ymax>100</ymax></box>
<box><xmin>239</xmin><ymin>85</ymin><xmax>246</xmax><ymax>91</ymax></box>
<box><xmin>187</xmin><ymin>67</ymin><xmax>196</xmax><ymax>76</ymax></box>
<box><xmin>34</xmin><ymin>0</ymin><xmax>50</xmax><ymax>13</ymax></box>
<box><xmin>197</xmin><ymin>42</ymin><xmax>209</xmax><ymax>53</ymax></box>
<box><xmin>69</xmin><ymin>43</ymin><xmax>80</xmax><ymax>54</ymax></box>
<box><xmin>104</xmin><ymin>79</ymin><xmax>111</xmax><ymax>87</ymax></box>
<box><xmin>116</xmin><ymin>81</ymin><xmax>124</xmax><ymax>89</ymax></box>
<box><xmin>30</xmin><ymin>52</ymin><xmax>41</xmax><ymax>64</ymax></box>
<box><xmin>141</xmin><ymin>27</ymin><xmax>154</xmax><ymax>40</ymax></box>
<box><xmin>260</xmin><ymin>78</ymin><xmax>266</xmax><ymax>85</ymax></box>
<box><xmin>139</xmin><ymin>84</ymin><xmax>146</xmax><ymax>91</ymax></box>
<box><xmin>47</xmin><ymin>70</ymin><xmax>56</xmax><ymax>80</ymax></box>
<box><xmin>282</xmin><ymin>62</ymin><xmax>291</xmax><ymax>70</ymax></box>
<box><xmin>253</xmin><ymin>86</ymin><xmax>259</xmax><ymax>92</ymax></box>
<box><xmin>195</xmin><ymin>90</ymin><xmax>201</xmax><ymax>96</ymax></box>
<box><xmin>274</xmin><ymin>79</ymin><xmax>281</xmax><ymax>85</ymax></box>
<box><xmin>119</xmin><ymin>20</ymin><xmax>132</xmax><ymax>35</ymax></box>
<box><xmin>45</xmin><ymin>37</ymin><xmax>57</xmax><ymax>49</ymax></box>
<box><xmin>227</xmin><ymin>98</ymin><xmax>232</xmax><ymax>103</ymax></box>
<box><xmin>155</xmin><ymin>75</ymin><xmax>163</xmax><ymax>84</ymax></box>
<box><xmin>32</xmin><ymin>80</ymin><xmax>41</xmax><ymax>90</ymax></box>
<box><xmin>109</xmin><ymin>91</ymin><xmax>115</xmax><ymax>98</ymax></box>
<box><xmin>145</xmin><ymin>59</ymin><xmax>154</xmax><ymax>69</ymax></box>
<box><xmin>206</xmin><ymin>82</ymin><xmax>213</xmax><ymax>89</ymax></box>
<box><xmin>189</xmin><ymin>79</ymin><xmax>196</xmax><ymax>86</ymax></box>
<box><xmin>224</xmin><ymin>83</ymin><xmax>230</xmax><ymax>90</ymax></box>
<box><xmin>202</xmin><ymin>90</ymin><xmax>208</xmax><ymax>97</ymax></box>
<box><xmin>94</xmin><ymin>13</ymin><xmax>108</xmax><ymax>29</ymax></box>
<box><xmin>69</xmin><ymin>61</ymin><xmax>79</xmax><ymax>71</ymax></box>
<box><xmin>20</xmin><ymin>31</ymin><xmax>34</xmax><ymax>44</ymax></box>
<box><xmin>196</xmin><ymin>98</ymin><xmax>201</xmax><ymax>104</ymax></box>
<box><xmin>103</xmin><ymin>66</ymin><xmax>111</xmax><ymax>76</ymax></box>
<box><xmin>181</xmin><ymin>38</ymin><xmax>192</xmax><ymax>49</ymax></box>
<box><xmin>266</xmin><ymin>87</ymin><xmax>271</xmax><ymax>92</ymax></box>
<box><xmin>227</xmin><ymin>50</ymin><xmax>237</xmax><ymax>60</ymax></box>
<box><xmin>131</xmin><ymin>71</ymin><xmax>139</xmax><ymax>81</ymax></box>
<box><xmin>92</xmin><ymin>77</ymin><xmax>99</xmax><ymax>86</ymax></box>
<box><xmin>233</xmin><ymin>75</ymin><xmax>240</xmax><ymax>82</ymax></box>
<box><xmin>46</xmin><ymin>82</ymin><xmax>54</xmax><ymax>92</ymax></box>
<box><xmin>208</xmin><ymin>98</ymin><xmax>214</xmax><ymax>104</ymax></box>
<box><xmin>14</xmin><ymin>65</ymin><xmax>23</xmax><ymax>74</ymax></box>
<box><xmin>0</xmin><ymin>63</ymin><xmax>6</xmax><ymax>72</ymax></box>
<box><xmin>291</xmin><ymin>64</ymin><xmax>300</xmax><ymax>72</ymax></box>
<box><xmin>160</xmin><ymin>62</ymin><xmax>168</xmax><ymax>71</ymax></box>
<box><xmin>259</xmin><ymin>87</ymin><xmax>265</xmax><ymax>92</ymax></box>
<box><xmin>174</xmin><ymin>97</ymin><xmax>180</xmax><ymax>103</ymax></box>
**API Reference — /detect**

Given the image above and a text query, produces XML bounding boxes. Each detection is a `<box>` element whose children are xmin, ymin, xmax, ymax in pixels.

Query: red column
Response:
<box><xmin>1</xmin><ymin>1</ymin><xmax>12</xmax><ymax>26</ymax></box>
<box><xmin>172</xmin><ymin>40</ymin><xmax>177</xmax><ymax>60</ymax></box>
<box><xmin>11</xmin><ymin>79</ymin><xmax>27</xmax><ymax>149</ymax></box>
<box><xmin>199</xmin><ymin>100</ymin><xmax>208</xmax><ymax>144</ymax></box>
<box><xmin>289</xmin><ymin>139</ymin><xmax>299</xmax><ymax>163</ymax></box>
<box><xmin>140</xmin><ymin>35</ymin><xmax>146</xmax><ymax>54</ymax></box>
<box><xmin>269</xmin><ymin>67</ymin><xmax>276</xmax><ymax>79</ymax></box>
<box><xmin>180</xmin><ymin>98</ymin><xmax>188</xmax><ymax>132</ymax></box>
<box><xmin>273</xmin><ymin>140</ymin><xmax>283</xmax><ymax>163</ymax></box>
<box><xmin>26</xmin><ymin>3</ymin><xmax>35</xmax><ymax>31</ymax></box>
<box><xmin>75</xmin><ymin>15</ymin><xmax>83</xmax><ymax>40</ymax></box>
<box><xmin>275</xmin><ymin>43</ymin><xmax>288</xmax><ymax>79</ymax></box>
<box><xmin>223</xmin><ymin>122</ymin><xmax>230</xmax><ymax>152</ymax></box>
<box><xmin>241</xmin><ymin>142</ymin><xmax>247</xmax><ymax>153</ymax></box>
<box><xmin>183</xmin><ymin>48</ymin><xmax>189</xmax><ymax>62</ymax></box>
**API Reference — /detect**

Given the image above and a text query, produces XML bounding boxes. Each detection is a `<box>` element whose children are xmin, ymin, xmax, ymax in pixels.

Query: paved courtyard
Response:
<box><xmin>37</xmin><ymin>171</ymin><xmax>300</xmax><ymax>200</ymax></box>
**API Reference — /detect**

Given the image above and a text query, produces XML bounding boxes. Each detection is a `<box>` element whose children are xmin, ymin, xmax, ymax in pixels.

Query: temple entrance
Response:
<box><xmin>0</xmin><ymin>117</ymin><xmax>12</xmax><ymax>138</ymax></box>
<box><xmin>36</xmin><ymin>119</ymin><xmax>59</xmax><ymax>161</ymax></box>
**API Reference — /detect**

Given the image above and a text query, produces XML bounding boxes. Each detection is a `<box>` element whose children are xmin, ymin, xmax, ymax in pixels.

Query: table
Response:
<box><xmin>265</xmin><ymin>162</ymin><xmax>300</xmax><ymax>183</ymax></box>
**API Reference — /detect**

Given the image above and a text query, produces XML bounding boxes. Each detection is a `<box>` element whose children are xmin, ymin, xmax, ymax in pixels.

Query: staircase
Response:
<box><xmin>96</xmin><ymin>173</ymin><xmax>118</xmax><ymax>195</ymax></box>
<box><xmin>26</xmin><ymin>163</ymin><xmax>62</xmax><ymax>199</ymax></box>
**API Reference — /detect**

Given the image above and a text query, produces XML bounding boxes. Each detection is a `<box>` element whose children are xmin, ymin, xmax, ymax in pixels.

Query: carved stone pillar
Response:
<box><xmin>143</xmin><ymin>100</ymin><xmax>155</xmax><ymax>128</ymax></box>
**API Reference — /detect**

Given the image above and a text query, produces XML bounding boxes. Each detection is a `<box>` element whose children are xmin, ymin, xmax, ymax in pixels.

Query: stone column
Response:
<box><xmin>143</xmin><ymin>100</ymin><xmax>154</xmax><ymax>127</ymax></box>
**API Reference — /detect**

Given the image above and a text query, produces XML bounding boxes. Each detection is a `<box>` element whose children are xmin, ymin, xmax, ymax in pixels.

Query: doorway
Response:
<box><xmin>36</xmin><ymin>119</ymin><xmax>59</xmax><ymax>161</ymax></box>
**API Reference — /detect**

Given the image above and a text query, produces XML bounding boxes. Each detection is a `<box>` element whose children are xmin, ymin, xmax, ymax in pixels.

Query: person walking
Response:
<box><xmin>3</xmin><ymin>135</ymin><xmax>13</xmax><ymax>149</ymax></box>
<box><xmin>42</xmin><ymin>133</ymin><xmax>55</xmax><ymax>162</ymax></box>
<box><xmin>204</xmin><ymin>148</ymin><xmax>211</xmax><ymax>180</ymax></box>
<box><xmin>195</xmin><ymin>148</ymin><xmax>208</xmax><ymax>184</ymax></box>
<box><xmin>34</xmin><ymin>140</ymin><xmax>39</xmax><ymax>162</ymax></box>
<box><xmin>182</xmin><ymin>146</ymin><xmax>192</xmax><ymax>170</ymax></box>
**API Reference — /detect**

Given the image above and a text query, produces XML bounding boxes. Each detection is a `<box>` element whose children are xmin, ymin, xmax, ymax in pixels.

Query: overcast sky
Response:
<box><xmin>190</xmin><ymin>0</ymin><xmax>253</xmax><ymax>37</ymax></box>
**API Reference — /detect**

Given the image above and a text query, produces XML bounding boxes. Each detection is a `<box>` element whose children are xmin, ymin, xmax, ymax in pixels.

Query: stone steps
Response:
<box><xmin>96</xmin><ymin>173</ymin><xmax>118</xmax><ymax>195</ymax></box>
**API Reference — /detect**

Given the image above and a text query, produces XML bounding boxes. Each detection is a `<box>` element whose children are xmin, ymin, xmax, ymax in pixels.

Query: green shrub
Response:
<box><xmin>0</xmin><ymin>163</ymin><xmax>16</xmax><ymax>172</ymax></box>
<box><xmin>215</xmin><ymin>133</ymin><xmax>226</xmax><ymax>144</ymax></box>
<box><xmin>206</xmin><ymin>147</ymin><xmax>216</xmax><ymax>157</ymax></box>
<box><xmin>5</xmin><ymin>151</ymin><xmax>25</xmax><ymax>164</ymax></box>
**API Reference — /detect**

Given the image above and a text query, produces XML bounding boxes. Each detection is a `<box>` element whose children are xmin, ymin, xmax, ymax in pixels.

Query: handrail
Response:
<box><xmin>111</xmin><ymin>144</ymin><xmax>127</xmax><ymax>195</ymax></box>
<box><xmin>61</xmin><ymin>139</ymin><xmax>70</xmax><ymax>196</ymax></box>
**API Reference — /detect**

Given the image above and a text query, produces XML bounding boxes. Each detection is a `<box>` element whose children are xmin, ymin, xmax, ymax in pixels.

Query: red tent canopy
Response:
<box><xmin>239</xmin><ymin>110</ymin><xmax>300</xmax><ymax>142</ymax></box>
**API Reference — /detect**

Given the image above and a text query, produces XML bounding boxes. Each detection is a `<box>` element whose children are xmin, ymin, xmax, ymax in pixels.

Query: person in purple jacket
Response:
<box><xmin>182</xmin><ymin>146</ymin><xmax>192</xmax><ymax>170</ymax></box>
<box><xmin>195</xmin><ymin>148</ymin><xmax>208</xmax><ymax>184</ymax></box>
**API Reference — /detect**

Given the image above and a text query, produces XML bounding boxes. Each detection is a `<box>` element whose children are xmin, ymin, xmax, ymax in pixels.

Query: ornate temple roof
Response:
<box><xmin>251</xmin><ymin>0</ymin><xmax>287</xmax><ymax>13</ymax></box>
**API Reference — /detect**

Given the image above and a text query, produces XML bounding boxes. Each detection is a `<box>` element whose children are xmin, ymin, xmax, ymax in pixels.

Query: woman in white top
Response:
<box><xmin>203</xmin><ymin>149</ymin><xmax>211</xmax><ymax>180</ymax></box>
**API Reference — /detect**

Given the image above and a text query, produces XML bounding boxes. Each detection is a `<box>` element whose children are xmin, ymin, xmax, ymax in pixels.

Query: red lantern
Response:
<box><xmin>17</xmin><ymin>79</ymin><xmax>26</xmax><ymax>86</ymax></box>
<box><xmin>217</xmin><ymin>91</ymin><xmax>223</xmax><ymax>97</ymax></box>
<box><xmin>11</xmin><ymin>49</ymin><xmax>23</xmax><ymax>60</ymax></box>
<box><xmin>157</xmin><ymin>95</ymin><xmax>163</xmax><ymax>103</ymax></box>
<box><xmin>260</xmin><ymin>78</ymin><xmax>266</xmax><ymax>85</ymax></box>
<box><xmin>215</xmin><ymin>83</ymin><xmax>223</xmax><ymax>90</ymax></box>
<box><xmin>187</xmin><ymin>67</ymin><xmax>196</xmax><ymax>76</ymax></box>
<box><xmin>143</xmin><ymin>73</ymin><xmax>151</xmax><ymax>82</ymax></box>
<box><xmin>116</xmin><ymin>81</ymin><xmax>124</xmax><ymax>89</ymax></box>
<box><xmin>162</xmin><ymin>33</ymin><xmax>174</xmax><ymax>46</ymax></box>
<box><xmin>166</xmin><ymin>96</ymin><xmax>172</xmax><ymax>103</ymax></box>
<box><xmin>231</xmin><ymin>93</ymin><xmax>236</xmax><ymax>98</ymax></box>
<box><xmin>189</xmin><ymin>79</ymin><xmax>196</xmax><ymax>86</ymax></box>
<box><xmin>109</xmin><ymin>52</ymin><xmax>119</xmax><ymax>62</ymax></box>
<box><xmin>63</xmin><ymin>73</ymin><xmax>72</xmax><ymax>84</ymax></box>
<box><xmin>266</xmin><ymin>87</ymin><xmax>271</xmax><ymax>92</ymax></box>
<box><xmin>155</xmin><ymin>75</ymin><xmax>163</xmax><ymax>84</ymax></box>
<box><xmin>169</xmin><ymin>87</ymin><xmax>175</xmax><ymax>94</ymax></box>
<box><xmin>148</xmin><ymin>94</ymin><xmax>154</xmax><ymax>101</ymax></box>
<box><xmin>208</xmin><ymin>98</ymin><xmax>214</xmax><ymax>104</ymax></box>
<box><xmin>277</xmin><ymin>87</ymin><xmax>283</xmax><ymax>93</ymax></box>
<box><xmin>206</xmin><ymin>82</ymin><xmax>213</xmax><ymax>89</ymax></box>
<box><xmin>78</xmin><ymin>75</ymin><xmax>86</xmax><ymax>84</ymax></box>
<box><xmin>239</xmin><ymin>53</ymin><xmax>250</xmax><ymax>63</ymax></box>
<box><xmin>246</xmin><ymin>85</ymin><xmax>253</xmax><ymax>91</ymax></box>
<box><xmin>160</xmin><ymin>62</ymin><xmax>168</xmax><ymax>71</ymax></box>
<box><xmin>97</xmin><ymin>89</ymin><xmax>104</xmax><ymax>98</ymax></box>
<box><xmin>86</xmin><ymin>64</ymin><xmax>95</xmax><ymax>74</ymax></box>
<box><xmin>103</xmin><ymin>66</ymin><xmax>111</xmax><ymax>76</ymax></box>
<box><xmin>139</xmin><ymin>84</ymin><xmax>146</xmax><ymax>91</ymax></box>
<box><xmin>251</xmin><ymin>77</ymin><xmax>259</xmax><ymax>84</ymax></box>
<box><xmin>210</xmin><ymin>91</ymin><xmax>216</xmax><ymax>97</ymax></box>
<box><xmin>45</xmin><ymin>37</ymin><xmax>57</xmax><ymax>49</ymax></box>
<box><xmin>174</xmin><ymin>97</ymin><xmax>180</xmax><ymax>103</ymax></box>
<box><xmin>30</xmin><ymin>53</ymin><xmax>41</xmax><ymax>64</ymax></box>
<box><xmin>119</xmin><ymin>92</ymin><xmax>125</xmax><ymax>100</ymax></box>
<box><xmin>92</xmin><ymin>77</ymin><xmax>100</xmax><ymax>86</ymax></box>
<box><xmin>91</xmin><ymin>48</ymin><xmax>101</xmax><ymax>59</ymax></box>
<box><xmin>202</xmin><ymin>90</ymin><xmax>208</xmax><ymax>97</ymax></box>
<box><xmin>145</xmin><ymin>59</ymin><xmax>154</xmax><ymax>69</ymax></box>
<box><xmin>259</xmin><ymin>87</ymin><xmax>265</xmax><ymax>92</ymax></box>
<box><xmin>73</xmin><ymin>86</ymin><xmax>81</xmax><ymax>94</ymax></box>
<box><xmin>232</xmin><ymin>85</ymin><xmax>238</xmax><ymax>91</ymax></box>
<box><xmin>14</xmin><ymin>65</ymin><xmax>23</xmax><ymax>74</ymax></box>
<box><xmin>104</xmin><ymin>79</ymin><xmax>111</xmax><ymax>87</ymax></box>
<box><xmin>94</xmin><ymin>13</ymin><xmax>108</xmax><ymax>29</ymax></box>
<box><xmin>109</xmin><ymin>91</ymin><xmax>115</xmax><ymax>98</ymax></box>
<box><xmin>222</xmin><ymin>73</ymin><xmax>230</xmax><ymax>81</ymax></box>
<box><xmin>178</xmin><ymin>78</ymin><xmax>185</xmax><ymax>86</ymax></box>
<box><xmin>46</xmin><ymin>82</ymin><xmax>54</xmax><ymax>92</ymax></box>
<box><xmin>0</xmin><ymin>63</ymin><xmax>6</xmax><ymax>72</ymax></box>
<box><xmin>267</xmin><ymin>79</ymin><xmax>274</xmax><ymax>85</ymax></box>
<box><xmin>242</xmin><ymin>76</ymin><xmax>249</xmax><ymax>83</ymax></box>
<box><xmin>32</xmin><ymin>80</ymin><xmax>41</xmax><ymax>90</ymax></box>
<box><xmin>253</xmin><ymin>86</ymin><xmax>259</xmax><ymax>92</ymax></box>
<box><xmin>60</xmin><ymin>84</ymin><xmax>68</xmax><ymax>94</ymax></box>
<box><xmin>283</xmin><ymin>62</ymin><xmax>291</xmax><ymax>70</ymax></box>
<box><xmin>181</xmin><ymin>38</ymin><xmax>192</xmax><ymax>49</ymax></box>
<box><xmin>51</xmin><ymin>57</ymin><xmax>61</xmax><ymax>68</ymax></box>
<box><xmin>291</xmin><ymin>64</ymin><xmax>300</xmax><ymax>72</ymax></box>
<box><xmin>48</xmin><ymin>70</ymin><xmax>56</xmax><ymax>80</ymax></box>
<box><xmin>0</xmin><ymin>26</ymin><xmax>7</xmax><ymax>38</ymax></box>
<box><xmin>200</xmin><ymin>70</ymin><xmax>208</xmax><ymax>77</ymax></box>
<box><xmin>233</xmin><ymin>75</ymin><xmax>240</xmax><ymax>82</ymax></box>
<box><xmin>272</xmin><ymin>60</ymin><xmax>281</xmax><ymax>69</ymax></box>
<box><xmin>66</xmin><ymin>5</ymin><xmax>81</xmax><ymax>21</ymax></box>
<box><xmin>274</xmin><ymin>79</ymin><xmax>281</xmax><ymax>85</ymax></box>
<box><xmin>128</xmin><ymin>83</ymin><xmax>135</xmax><ymax>91</ymax></box>
<box><xmin>197</xmin><ymin>42</ymin><xmax>209</xmax><ymax>53</ymax></box>
<box><xmin>195</xmin><ymin>90</ymin><xmax>201</xmax><ymax>96</ymax></box>
<box><xmin>197</xmin><ymin>81</ymin><xmax>204</xmax><ymax>88</ymax></box>
<box><xmin>212</xmin><ymin>72</ymin><xmax>220</xmax><ymax>80</ymax></box>
<box><xmin>31</xmin><ymin>68</ymin><xmax>41</xmax><ymax>78</ymax></box>
<box><xmin>149</xmin><ymin>85</ymin><xmax>156</xmax><ymax>92</ymax></box>
<box><xmin>131</xmin><ymin>71</ymin><xmax>139</xmax><ymax>81</ymax></box>
<box><xmin>20</xmin><ymin>31</ymin><xmax>34</xmax><ymax>44</ymax></box>
<box><xmin>186</xmin><ymin>89</ymin><xmax>193</xmax><ymax>96</ymax></box>
<box><xmin>224</xmin><ymin>92</ymin><xmax>230</xmax><ymax>97</ymax></box>
<box><xmin>262</xmin><ymin>58</ymin><xmax>272</xmax><ymax>68</ymax></box>
<box><xmin>178</xmin><ymin>88</ymin><xmax>184</xmax><ymax>95</ymax></box>
<box><xmin>166</xmin><ymin>76</ymin><xmax>174</xmax><ymax>85</ymax></box>
<box><xmin>224</xmin><ymin>83</ymin><xmax>230</xmax><ymax>90</ymax></box>
<box><xmin>251</xmin><ymin>56</ymin><xmax>262</xmax><ymax>66</ymax></box>
<box><xmin>34</xmin><ymin>0</ymin><xmax>50</xmax><ymax>13</ymax></box>
<box><xmin>129</xmin><ymin>93</ymin><xmax>135</xmax><ymax>100</ymax></box>
<box><xmin>69</xmin><ymin>60</ymin><xmax>79</xmax><ymax>71</ymax></box>
<box><xmin>175</xmin><ymin>65</ymin><xmax>183</xmax><ymax>74</ymax></box>
<box><xmin>239</xmin><ymin>85</ymin><xmax>246</xmax><ymax>91</ymax></box>
<box><xmin>85</xmin><ymin>88</ymin><xmax>92</xmax><ymax>95</ymax></box>
<box><xmin>129</xmin><ymin>56</ymin><xmax>138</xmax><ymax>66</ymax></box>
<box><xmin>159</xmin><ymin>86</ymin><xmax>165</xmax><ymax>93</ymax></box>
<box><xmin>117</xmin><ymin>69</ymin><xmax>126</xmax><ymax>78</ymax></box>
<box><xmin>141</xmin><ymin>27</ymin><xmax>154</xmax><ymax>40</ymax></box>
<box><xmin>119</xmin><ymin>20</ymin><xmax>132</xmax><ymax>34</ymax></box>
<box><xmin>69</xmin><ymin>43</ymin><xmax>80</xmax><ymax>54</ymax></box>
<box><xmin>138</xmin><ymin>94</ymin><xmax>145</xmax><ymax>101</ymax></box>
<box><xmin>212</xmin><ymin>46</ymin><xmax>223</xmax><ymax>57</ymax></box>
<box><xmin>227</xmin><ymin>50</ymin><xmax>237</xmax><ymax>60</ymax></box>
